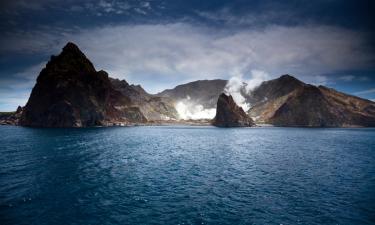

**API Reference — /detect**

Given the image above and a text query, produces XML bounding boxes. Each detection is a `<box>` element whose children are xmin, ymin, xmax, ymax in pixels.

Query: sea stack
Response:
<box><xmin>213</xmin><ymin>93</ymin><xmax>255</xmax><ymax>127</ymax></box>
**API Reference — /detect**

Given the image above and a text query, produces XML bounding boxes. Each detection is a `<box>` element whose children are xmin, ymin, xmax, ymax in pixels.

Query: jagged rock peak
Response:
<box><xmin>46</xmin><ymin>42</ymin><xmax>96</xmax><ymax>74</ymax></box>
<box><xmin>59</xmin><ymin>42</ymin><xmax>90</xmax><ymax>62</ymax></box>
<box><xmin>213</xmin><ymin>93</ymin><xmax>254</xmax><ymax>127</ymax></box>
<box><xmin>63</xmin><ymin>42</ymin><xmax>82</xmax><ymax>52</ymax></box>
<box><xmin>16</xmin><ymin>106</ymin><xmax>23</xmax><ymax>113</ymax></box>
<box><xmin>19</xmin><ymin>42</ymin><xmax>148</xmax><ymax>127</ymax></box>
<box><xmin>110</xmin><ymin>78</ymin><xmax>130</xmax><ymax>86</ymax></box>
<box><xmin>279</xmin><ymin>74</ymin><xmax>297</xmax><ymax>79</ymax></box>
<box><xmin>277</xmin><ymin>74</ymin><xmax>304</xmax><ymax>84</ymax></box>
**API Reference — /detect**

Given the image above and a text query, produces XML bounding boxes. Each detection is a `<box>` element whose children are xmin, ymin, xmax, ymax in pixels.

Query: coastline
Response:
<box><xmin>2</xmin><ymin>120</ymin><xmax>373</xmax><ymax>128</ymax></box>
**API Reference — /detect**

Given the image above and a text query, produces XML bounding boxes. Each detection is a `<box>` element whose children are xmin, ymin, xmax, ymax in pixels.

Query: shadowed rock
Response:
<box><xmin>213</xmin><ymin>93</ymin><xmax>254</xmax><ymax>127</ymax></box>
<box><xmin>110</xmin><ymin>78</ymin><xmax>178</xmax><ymax>121</ymax></box>
<box><xmin>19</xmin><ymin>42</ymin><xmax>146</xmax><ymax>127</ymax></box>
<box><xmin>248</xmin><ymin>75</ymin><xmax>375</xmax><ymax>127</ymax></box>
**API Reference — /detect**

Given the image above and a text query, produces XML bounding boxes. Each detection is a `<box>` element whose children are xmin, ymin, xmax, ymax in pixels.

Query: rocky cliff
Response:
<box><xmin>19</xmin><ymin>42</ymin><xmax>146</xmax><ymax>127</ymax></box>
<box><xmin>213</xmin><ymin>93</ymin><xmax>254</xmax><ymax>127</ymax></box>
<box><xmin>110</xmin><ymin>78</ymin><xmax>178</xmax><ymax>121</ymax></box>
<box><xmin>248</xmin><ymin>75</ymin><xmax>375</xmax><ymax>127</ymax></box>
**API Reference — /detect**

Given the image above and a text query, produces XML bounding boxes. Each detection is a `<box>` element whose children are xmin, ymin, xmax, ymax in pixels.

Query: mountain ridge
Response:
<box><xmin>248</xmin><ymin>76</ymin><xmax>375</xmax><ymax>127</ymax></box>
<box><xmin>157</xmin><ymin>79</ymin><xmax>227</xmax><ymax>108</ymax></box>
<box><xmin>110</xmin><ymin>78</ymin><xmax>178</xmax><ymax>120</ymax></box>
<box><xmin>1</xmin><ymin>42</ymin><xmax>374</xmax><ymax>127</ymax></box>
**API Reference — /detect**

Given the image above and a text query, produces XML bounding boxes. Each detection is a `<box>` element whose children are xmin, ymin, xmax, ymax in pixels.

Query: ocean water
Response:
<box><xmin>0</xmin><ymin>126</ymin><xmax>374</xmax><ymax>225</ymax></box>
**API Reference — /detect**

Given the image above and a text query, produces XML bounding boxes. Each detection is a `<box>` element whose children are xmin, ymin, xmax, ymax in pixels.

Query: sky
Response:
<box><xmin>0</xmin><ymin>0</ymin><xmax>374</xmax><ymax>111</ymax></box>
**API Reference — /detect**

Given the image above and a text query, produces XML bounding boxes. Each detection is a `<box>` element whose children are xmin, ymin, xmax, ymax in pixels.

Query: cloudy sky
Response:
<box><xmin>0</xmin><ymin>0</ymin><xmax>374</xmax><ymax>111</ymax></box>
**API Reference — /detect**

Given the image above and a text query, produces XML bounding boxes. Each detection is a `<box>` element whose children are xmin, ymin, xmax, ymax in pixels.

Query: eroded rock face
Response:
<box><xmin>19</xmin><ymin>42</ymin><xmax>146</xmax><ymax>127</ymax></box>
<box><xmin>267</xmin><ymin>85</ymin><xmax>339</xmax><ymax>127</ymax></box>
<box><xmin>110</xmin><ymin>78</ymin><xmax>178</xmax><ymax>121</ymax></box>
<box><xmin>213</xmin><ymin>93</ymin><xmax>254</xmax><ymax>127</ymax></box>
<box><xmin>248</xmin><ymin>75</ymin><xmax>375</xmax><ymax>127</ymax></box>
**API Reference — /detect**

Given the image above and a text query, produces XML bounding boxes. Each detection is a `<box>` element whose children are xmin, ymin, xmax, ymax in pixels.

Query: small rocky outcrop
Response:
<box><xmin>0</xmin><ymin>106</ymin><xmax>23</xmax><ymax>125</ymax></box>
<box><xmin>213</xmin><ymin>93</ymin><xmax>254</xmax><ymax>127</ymax></box>
<box><xmin>19</xmin><ymin>42</ymin><xmax>146</xmax><ymax>127</ymax></box>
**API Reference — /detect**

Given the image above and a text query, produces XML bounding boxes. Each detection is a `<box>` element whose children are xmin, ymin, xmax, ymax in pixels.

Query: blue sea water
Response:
<box><xmin>0</xmin><ymin>126</ymin><xmax>374</xmax><ymax>225</ymax></box>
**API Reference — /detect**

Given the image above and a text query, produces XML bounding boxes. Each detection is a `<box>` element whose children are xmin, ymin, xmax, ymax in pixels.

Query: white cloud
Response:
<box><xmin>85</xmin><ymin>0</ymin><xmax>151</xmax><ymax>15</ymax></box>
<box><xmin>67</xmin><ymin>24</ymin><xmax>372</xmax><ymax>91</ymax></box>
<box><xmin>359</xmin><ymin>76</ymin><xmax>370</xmax><ymax>81</ymax></box>
<box><xmin>354</xmin><ymin>88</ymin><xmax>375</xmax><ymax>95</ymax></box>
<box><xmin>141</xmin><ymin>2</ymin><xmax>151</xmax><ymax>10</ymax></box>
<box><xmin>310</xmin><ymin>75</ymin><xmax>329</xmax><ymax>85</ymax></box>
<box><xmin>0</xmin><ymin>89</ymin><xmax>31</xmax><ymax>111</ymax></box>
<box><xmin>14</xmin><ymin>62</ymin><xmax>46</xmax><ymax>80</ymax></box>
<box><xmin>338</xmin><ymin>75</ymin><xmax>355</xmax><ymax>82</ymax></box>
<box><xmin>338</xmin><ymin>75</ymin><xmax>370</xmax><ymax>82</ymax></box>
<box><xmin>244</xmin><ymin>70</ymin><xmax>269</xmax><ymax>92</ymax></box>
<box><xmin>98</xmin><ymin>0</ymin><xmax>115</xmax><ymax>13</ymax></box>
<box><xmin>1</xmin><ymin>23</ymin><xmax>374</xmax><ymax>95</ymax></box>
<box><xmin>0</xmin><ymin>63</ymin><xmax>46</xmax><ymax>110</ymax></box>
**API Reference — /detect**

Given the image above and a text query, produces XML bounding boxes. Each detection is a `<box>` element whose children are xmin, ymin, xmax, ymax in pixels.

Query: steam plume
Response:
<box><xmin>224</xmin><ymin>69</ymin><xmax>269</xmax><ymax>111</ymax></box>
<box><xmin>175</xmin><ymin>96</ymin><xmax>216</xmax><ymax>120</ymax></box>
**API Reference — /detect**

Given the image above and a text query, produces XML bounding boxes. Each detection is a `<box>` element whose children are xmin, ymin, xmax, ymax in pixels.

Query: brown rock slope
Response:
<box><xmin>110</xmin><ymin>78</ymin><xmax>178</xmax><ymax>121</ymax></box>
<box><xmin>157</xmin><ymin>79</ymin><xmax>227</xmax><ymax>108</ymax></box>
<box><xmin>19</xmin><ymin>42</ymin><xmax>146</xmax><ymax>127</ymax></box>
<box><xmin>248</xmin><ymin>75</ymin><xmax>375</xmax><ymax>127</ymax></box>
<box><xmin>213</xmin><ymin>93</ymin><xmax>254</xmax><ymax>127</ymax></box>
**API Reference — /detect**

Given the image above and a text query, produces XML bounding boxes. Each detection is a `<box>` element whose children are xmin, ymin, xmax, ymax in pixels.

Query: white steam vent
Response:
<box><xmin>175</xmin><ymin>96</ymin><xmax>216</xmax><ymax>120</ymax></box>
<box><xmin>224</xmin><ymin>69</ymin><xmax>269</xmax><ymax>111</ymax></box>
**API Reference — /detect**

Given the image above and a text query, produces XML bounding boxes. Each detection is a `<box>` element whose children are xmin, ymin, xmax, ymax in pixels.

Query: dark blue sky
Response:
<box><xmin>0</xmin><ymin>0</ymin><xmax>374</xmax><ymax>111</ymax></box>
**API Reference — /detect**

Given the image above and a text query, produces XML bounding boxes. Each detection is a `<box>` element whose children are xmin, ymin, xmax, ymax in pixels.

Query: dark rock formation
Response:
<box><xmin>110</xmin><ymin>78</ymin><xmax>178</xmax><ymax>121</ymax></box>
<box><xmin>213</xmin><ymin>93</ymin><xmax>254</xmax><ymax>127</ymax></box>
<box><xmin>19</xmin><ymin>42</ymin><xmax>146</xmax><ymax>127</ymax></box>
<box><xmin>0</xmin><ymin>106</ymin><xmax>23</xmax><ymax>125</ymax></box>
<box><xmin>158</xmin><ymin>79</ymin><xmax>227</xmax><ymax>108</ymax></box>
<box><xmin>267</xmin><ymin>85</ymin><xmax>340</xmax><ymax>127</ymax></box>
<box><xmin>248</xmin><ymin>75</ymin><xmax>375</xmax><ymax>127</ymax></box>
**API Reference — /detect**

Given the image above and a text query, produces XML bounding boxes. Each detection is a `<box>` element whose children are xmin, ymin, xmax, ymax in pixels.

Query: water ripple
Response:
<box><xmin>0</xmin><ymin>126</ymin><xmax>374</xmax><ymax>225</ymax></box>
